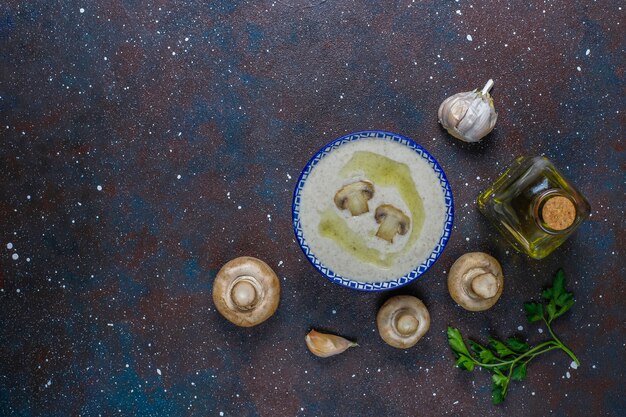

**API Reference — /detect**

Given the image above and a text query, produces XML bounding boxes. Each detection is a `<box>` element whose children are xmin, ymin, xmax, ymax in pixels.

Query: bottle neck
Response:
<box><xmin>533</xmin><ymin>189</ymin><xmax>577</xmax><ymax>234</ymax></box>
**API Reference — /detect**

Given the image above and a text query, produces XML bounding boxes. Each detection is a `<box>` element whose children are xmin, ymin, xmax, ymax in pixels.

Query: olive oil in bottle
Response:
<box><xmin>477</xmin><ymin>156</ymin><xmax>590</xmax><ymax>259</ymax></box>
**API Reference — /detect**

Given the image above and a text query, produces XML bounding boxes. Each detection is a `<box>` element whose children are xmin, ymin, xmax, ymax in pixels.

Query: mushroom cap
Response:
<box><xmin>374</xmin><ymin>204</ymin><xmax>410</xmax><ymax>235</ymax></box>
<box><xmin>334</xmin><ymin>181</ymin><xmax>374</xmax><ymax>211</ymax></box>
<box><xmin>377</xmin><ymin>295</ymin><xmax>430</xmax><ymax>349</ymax></box>
<box><xmin>212</xmin><ymin>256</ymin><xmax>280</xmax><ymax>327</ymax></box>
<box><xmin>447</xmin><ymin>252</ymin><xmax>504</xmax><ymax>312</ymax></box>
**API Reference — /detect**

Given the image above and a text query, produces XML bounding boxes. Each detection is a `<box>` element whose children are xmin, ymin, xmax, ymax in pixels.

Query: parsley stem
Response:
<box><xmin>502</xmin><ymin>343</ymin><xmax>562</xmax><ymax>399</ymax></box>
<box><xmin>543</xmin><ymin>317</ymin><xmax>580</xmax><ymax>366</ymax></box>
<box><xmin>521</xmin><ymin>345</ymin><xmax>559</xmax><ymax>367</ymax></box>
<box><xmin>469</xmin><ymin>340</ymin><xmax>558</xmax><ymax>368</ymax></box>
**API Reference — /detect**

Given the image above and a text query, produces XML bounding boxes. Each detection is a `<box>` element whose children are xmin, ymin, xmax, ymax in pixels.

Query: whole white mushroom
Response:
<box><xmin>213</xmin><ymin>256</ymin><xmax>280</xmax><ymax>327</ymax></box>
<box><xmin>447</xmin><ymin>252</ymin><xmax>504</xmax><ymax>311</ymax></box>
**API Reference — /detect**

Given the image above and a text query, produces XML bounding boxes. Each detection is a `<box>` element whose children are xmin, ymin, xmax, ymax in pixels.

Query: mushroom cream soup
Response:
<box><xmin>299</xmin><ymin>139</ymin><xmax>446</xmax><ymax>282</ymax></box>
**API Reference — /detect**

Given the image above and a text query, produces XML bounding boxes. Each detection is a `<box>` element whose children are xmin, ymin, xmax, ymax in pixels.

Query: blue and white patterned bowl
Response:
<box><xmin>292</xmin><ymin>130</ymin><xmax>454</xmax><ymax>292</ymax></box>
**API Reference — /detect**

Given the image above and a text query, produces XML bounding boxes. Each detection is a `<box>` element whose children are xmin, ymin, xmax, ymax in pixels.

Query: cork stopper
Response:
<box><xmin>542</xmin><ymin>195</ymin><xmax>576</xmax><ymax>231</ymax></box>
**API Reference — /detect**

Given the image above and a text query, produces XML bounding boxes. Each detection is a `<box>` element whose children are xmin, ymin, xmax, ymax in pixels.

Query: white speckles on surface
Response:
<box><xmin>1</xmin><ymin>2</ymin><xmax>620</xmax><ymax>414</ymax></box>
<box><xmin>466</xmin><ymin>34</ymin><xmax>473</xmax><ymax>41</ymax></box>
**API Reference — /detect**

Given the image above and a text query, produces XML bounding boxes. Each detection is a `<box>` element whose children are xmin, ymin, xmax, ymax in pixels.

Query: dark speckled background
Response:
<box><xmin>1</xmin><ymin>1</ymin><xmax>624</xmax><ymax>416</ymax></box>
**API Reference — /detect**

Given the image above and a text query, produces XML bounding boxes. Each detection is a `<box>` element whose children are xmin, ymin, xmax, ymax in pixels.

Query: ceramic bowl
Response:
<box><xmin>292</xmin><ymin>130</ymin><xmax>454</xmax><ymax>291</ymax></box>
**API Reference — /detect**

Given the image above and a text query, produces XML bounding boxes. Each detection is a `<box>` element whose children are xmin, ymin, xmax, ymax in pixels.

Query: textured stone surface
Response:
<box><xmin>1</xmin><ymin>1</ymin><xmax>624</xmax><ymax>416</ymax></box>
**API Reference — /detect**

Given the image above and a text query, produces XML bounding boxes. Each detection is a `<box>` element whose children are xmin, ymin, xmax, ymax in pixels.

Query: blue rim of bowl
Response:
<box><xmin>292</xmin><ymin>130</ymin><xmax>454</xmax><ymax>292</ymax></box>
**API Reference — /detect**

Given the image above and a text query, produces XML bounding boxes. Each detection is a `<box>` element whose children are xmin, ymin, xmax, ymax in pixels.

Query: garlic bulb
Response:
<box><xmin>305</xmin><ymin>329</ymin><xmax>357</xmax><ymax>358</ymax></box>
<box><xmin>438</xmin><ymin>79</ymin><xmax>498</xmax><ymax>143</ymax></box>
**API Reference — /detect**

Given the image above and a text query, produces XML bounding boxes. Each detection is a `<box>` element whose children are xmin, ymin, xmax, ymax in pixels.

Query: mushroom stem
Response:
<box><xmin>395</xmin><ymin>312</ymin><xmax>419</xmax><ymax>336</ymax></box>
<box><xmin>481</xmin><ymin>79</ymin><xmax>494</xmax><ymax>95</ymax></box>
<box><xmin>470</xmin><ymin>273</ymin><xmax>499</xmax><ymax>299</ymax></box>
<box><xmin>231</xmin><ymin>279</ymin><xmax>258</xmax><ymax>310</ymax></box>
<box><xmin>347</xmin><ymin>198</ymin><xmax>369</xmax><ymax>217</ymax></box>
<box><xmin>376</xmin><ymin>217</ymin><xmax>401</xmax><ymax>242</ymax></box>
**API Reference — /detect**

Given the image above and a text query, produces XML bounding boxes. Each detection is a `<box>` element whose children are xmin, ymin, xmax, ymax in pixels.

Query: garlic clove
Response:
<box><xmin>438</xmin><ymin>79</ymin><xmax>498</xmax><ymax>143</ymax></box>
<box><xmin>438</xmin><ymin>91</ymin><xmax>473</xmax><ymax>134</ymax></box>
<box><xmin>305</xmin><ymin>329</ymin><xmax>357</xmax><ymax>358</ymax></box>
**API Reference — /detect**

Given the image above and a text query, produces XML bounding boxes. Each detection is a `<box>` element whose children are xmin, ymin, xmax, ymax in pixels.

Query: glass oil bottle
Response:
<box><xmin>477</xmin><ymin>156</ymin><xmax>590</xmax><ymax>259</ymax></box>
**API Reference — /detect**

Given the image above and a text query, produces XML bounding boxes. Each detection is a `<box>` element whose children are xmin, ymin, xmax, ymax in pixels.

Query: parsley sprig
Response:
<box><xmin>447</xmin><ymin>269</ymin><xmax>580</xmax><ymax>404</ymax></box>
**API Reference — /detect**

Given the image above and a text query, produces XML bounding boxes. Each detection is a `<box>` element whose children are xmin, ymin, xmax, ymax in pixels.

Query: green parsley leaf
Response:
<box><xmin>468</xmin><ymin>340</ymin><xmax>498</xmax><ymax>364</ymax></box>
<box><xmin>524</xmin><ymin>302</ymin><xmax>544</xmax><ymax>323</ymax></box>
<box><xmin>447</xmin><ymin>326</ymin><xmax>471</xmax><ymax>358</ymax></box>
<box><xmin>467</xmin><ymin>340</ymin><xmax>495</xmax><ymax>363</ymax></box>
<box><xmin>455</xmin><ymin>354</ymin><xmax>475</xmax><ymax>371</ymax></box>
<box><xmin>555</xmin><ymin>298</ymin><xmax>575</xmax><ymax>319</ymax></box>
<box><xmin>488</xmin><ymin>338</ymin><xmax>516</xmax><ymax>358</ymax></box>
<box><xmin>511</xmin><ymin>364</ymin><xmax>527</xmax><ymax>381</ymax></box>
<box><xmin>547</xmin><ymin>300</ymin><xmax>557</xmax><ymax>322</ymax></box>
<box><xmin>506</xmin><ymin>338</ymin><xmax>529</xmax><ymax>353</ymax></box>
<box><xmin>542</xmin><ymin>287</ymin><xmax>553</xmax><ymax>301</ymax></box>
<box><xmin>448</xmin><ymin>270</ymin><xmax>578</xmax><ymax>405</ymax></box>
<box><xmin>556</xmin><ymin>292</ymin><xmax>573</xmax><ymax>307</ymax></box>
<box><xmin>552</xmin><ymin>269</ymin><xmax>565</xmax><ymax>296</ymax></box>
<box><xmin>492</xmin><ymin>373</ymin><xmax>508</xmax><ymax>387</ymax></box>
<box><xmin>491</xmin><ymin>382</ymin><xmax>505</xmax><ymax>404</ymax></box>
<box><xmin>543</xmin><ymin>269</ymin><xmax>566</xmax><ymax>301</ymax></box>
